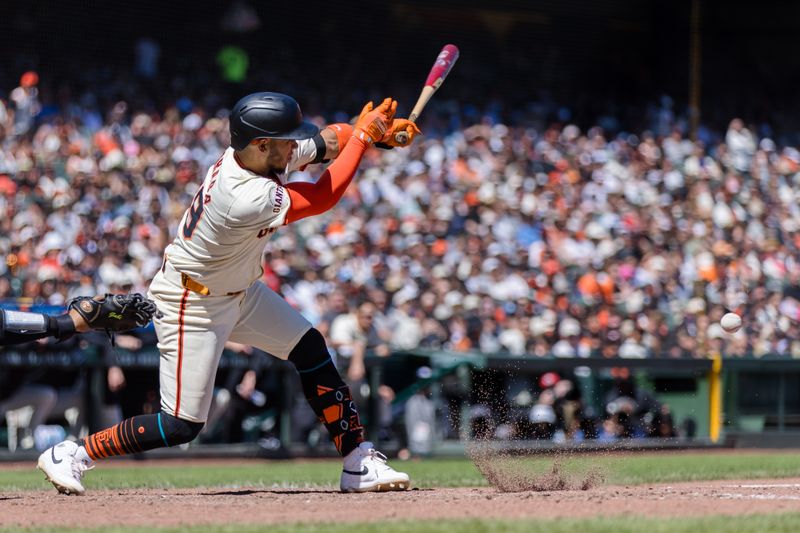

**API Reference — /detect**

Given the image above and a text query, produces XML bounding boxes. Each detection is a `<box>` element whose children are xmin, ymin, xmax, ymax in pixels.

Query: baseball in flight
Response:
<box><xmin>720</xmin><ymin>312</ymin><xmax>743</xmax><ymax>333</ymax></box>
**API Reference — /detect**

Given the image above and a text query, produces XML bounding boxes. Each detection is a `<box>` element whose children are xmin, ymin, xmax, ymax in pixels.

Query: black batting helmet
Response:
<box><xmin>229</xmin><ymin>92</ymin><xmax>319</xmax><ymax>150</ymax></box>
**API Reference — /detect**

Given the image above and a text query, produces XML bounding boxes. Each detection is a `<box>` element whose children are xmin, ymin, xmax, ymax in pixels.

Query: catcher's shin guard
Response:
<box><xmin>289</xmin><ymin>329</ymin><xmax>365</xmax><ymax>456</ymax></box>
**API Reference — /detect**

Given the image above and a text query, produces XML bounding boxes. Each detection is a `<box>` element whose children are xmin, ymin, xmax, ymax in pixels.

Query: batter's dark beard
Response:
<box><xmin>263</xmin><ymin>163</ymin><xmax>284</xmax><ymax>175</ymax></box>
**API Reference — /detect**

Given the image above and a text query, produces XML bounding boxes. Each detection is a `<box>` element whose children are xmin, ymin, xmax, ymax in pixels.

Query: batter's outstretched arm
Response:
<box><xmin>315</xmin><ymin>123</ymin><xmax>353</xmax><ymax>161</ymax></box>
<box><xmin>284</xmin><ymin>98</ymin><xmax>396</xmax><ymax>223</ymax></box>
<box><xmin>284</xmin><ymin>136</ymin><xmax>368</xmax><ymax>223</ymax></box>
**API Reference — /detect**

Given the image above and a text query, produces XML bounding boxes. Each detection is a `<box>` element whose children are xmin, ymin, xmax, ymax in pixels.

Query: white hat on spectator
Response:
<box><xmin>431</xmin><ymin>264</ymin><xmax>450</xmax><ymax>279</ymax></box>
<box><xmin>477</xmin><ymin>182</ymin><xmax>496</xmax><ymax>204</ymax></box>
<box><xmin>37</xmin><ymin>264</ymin><xmax>60</xmax><ymax>282</ymax></box>
<box><xmin>529</xmin><ymin>404</ymin><xmax>556</xmax><ymax>424</ymax></box>
<box><xmin>760</xmin><ymin>138</ymin><xmax>776</xmax><ymax>152</ymax></box>
<box><xmin>529</xmin><ymin>317</ymin><xmax>549</xmax><ymax>337</ymax></box>
<box><xmin>114</xmin><ymin>271</ymin><xmax>137</xmax><ymax>288</ymax></box>
<box><xmin>100</xmin><ymin>149</ymin><xmax>126</xmax><ymax>171</ymax></box>
<box><xmin>558</xmin><ymin>317</ymin><xmax>581</xmax><ymax>338</ymax></box>
<box><xmin>13</xmin><ymin>211</ymin><xmax>35</xmax><ymax>230</ymax></box>
<box><xmin>52</xmin><ymin>193</ymin><xmax>72</xmax><ymax>210</ymax></box>
<box><xmin>620</xmin><ymin>319</ymin><xmax>636</xmax><ymax>336</ymax></box>
<box><xmin>686</xmin><ymin>297</ymin><xmax>706</xmax><ymax>314</ymax></box>
<box><xmin>433</xmin><ymin>304</ymin><xmax>452</xmax><ymax>321</ymax></box>
<box><xmin>619</xmin><ymin>339</ymin><xmax>647</xmax><ymax>358</ymax></box>
<box><xmin>405</xmin><ymin>234</ymin><xmax>423</xmax><ymax>247</ymax></box>
<box><xmin>65</xmin><ymin>244</ymin><xmax>85</xmax><ymax>265</ymax></box>
<box><xmin>707</xmin><ymin>323</ymin><xmax>725</xmax><ymax>339</ymax></box>
<box><xmin>463</xmin><ymin>294</ymin><xmax>481</xmax><ymax>311</ymax></box>
<box><xmin>128</xmin><ymin>240</ymin><xmax>149</xmax><ymax>261</ymax></box>
<box><xmin>712</xmin><ymin>201</ymin><xmax>735</xmax><ymax>228</ymax></box>
<box><xmin>183</xmin><ymin>113</ymin><xmax>203</xmax><ymax>131</ymax></box>
<box><xmin>596</xmin><ymin>238</ymin><xmax>617</xmax><ymax>259</ymax></box>
<box><xmin>361</xmin><ymin>168</ymin><xmax>381</xmax><ymax>182</ymax></box>
<box><xmin>487</xmin><ymin>242</ymin><xmax>504</xmax><ymax>257</ymax></box>
<box><xmin>482</xmin><ymin>257</ymin><xmax>500</xmax><ymax>273</ymax></box>
<box><xmin>392</xmin><ymin>286</ymin><xmax>418</xmax><ymax>306</ymax></box>
<box><xmin>305</xmin><ymin>235</ymin><xmax>330</xmax><ymax>253</ymax></box>
<box><xmin>552</xmin><ymin>339</ymin><xmax>576</xmax><ymax>358</ymax></box>
<box><xmin>444</xmin><ymin>290</ymin><xmax>463</xmax><ymax>308</ymax></box>
<box><xmin>405</xmin><ymin>160</ymin><xmax>426</xmax><ymax>176</ymax></box>
<box><xmin>529</xmin><ymin>309</ymin><xmax>556</xmax><ymax>334</ymax></box>
<box><xmin>520</xmin><ymin>194</ymin><xmax>537</xmax><ymax>215</ymax></box>
<box><xmin>585</xmin><ymin>221</ymin><xmax>608</xmax><ymax>240</ymax></box>
<box><xmin>17</xmin><ymin>226</ymin><xmax>39</xmax><ymax>245</ymax></box>
<box><xmin>623</xmin><ymin>290</ymin><xmax>645</xmax><ymax>314</ymax></box>
<box><xmin>39</xmin><ymin>232</ymin><xmax>66</xmax><ymax>254</ymax></box>
<box><xmin>562</xmin><ymin>124</ymin><xmax>580</xmax><ymax>141</ymax></box>
<box><xmin>315</xmin><ymin>250</ymin><xmax>335</xmax><ymax>266</ymax></box>
<box><xmin>113</xmin><ymin>216</ymin><xmax>131</xmax><ymax>232</ymax></box>
<box><xmin>400</xmin><ymin>220</ymin><xmax>419</xmax><ymax>235</ymax></box>
<box><xmin>434</xmin><ymin>204</ymin><xmax>454</xmax><ymax>221</ymax></box>
<box><xmin>73</xmin><ymin>202</ymin><xmax>92</xmax><ymax>216</ymax></box>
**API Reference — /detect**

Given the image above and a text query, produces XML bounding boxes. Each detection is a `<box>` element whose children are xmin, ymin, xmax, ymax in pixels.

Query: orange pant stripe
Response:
<box><xmin>175</xmin><ymin>289</ymin><xmax>190</xmax><ymax>418</ymax></box>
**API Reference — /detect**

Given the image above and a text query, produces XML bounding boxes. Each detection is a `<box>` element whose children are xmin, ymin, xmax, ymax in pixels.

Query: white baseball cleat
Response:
<box><xmin>340</xmin><ymin>441</ymin><xmax>411</xmax><ymax>493</ymax></box>
<box><xmin>37</xmin><ymin>440</ymin><xmax>94</xmax><ymax>495</ymax></box>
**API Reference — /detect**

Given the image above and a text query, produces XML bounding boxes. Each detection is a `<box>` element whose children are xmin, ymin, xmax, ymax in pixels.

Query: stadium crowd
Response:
<box><xmin>1</xmin><ymin>71</ymin><xmax>798</xmax><ymax>365</ymax></box>
<box><xmin>6</xmin><ymin>56</ymin><xmax>800</xmax><ymax>452</ymax></box>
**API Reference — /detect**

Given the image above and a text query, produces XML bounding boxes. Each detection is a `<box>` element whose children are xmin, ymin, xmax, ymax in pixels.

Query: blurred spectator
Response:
<box><xmin>329</xmin><ymin>302</ymin><xmax>395</xmax><ymax>436</ymax></box>
<box><xmin>134</xmin><ymin>38</ymin><xmax>161</xmax><ymax>79</ymax></box>
<box><xmin>9</xmin><ymin>71</ymin><xmax>40</xmax><ymax>136</ymax></box>
<box><xmin>1</xmin><ymin>64</ymin><xmax>798</xmax><ymax>367</ymax></box>
<box><xmin>330</xmin><ymin>302</ymin><xmax>390</xmax><ymax>381</ymax></box>
<box><xmin>603</xmin><ymin>375</ymin><xmax>673</xmax><ymax>439</ymax></box>
<box><xmin>403</xmin><ymin>367</ymin><xmax>437</xmax><ymax>456</ymax></box>
<box><xmin>0</xmin><ymin>374</ymin><xmax>57</xmax><ymax>449</ymax></box>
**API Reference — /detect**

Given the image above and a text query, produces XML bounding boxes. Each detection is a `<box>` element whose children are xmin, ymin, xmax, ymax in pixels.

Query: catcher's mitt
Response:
<box><xmin>68</xmin><ymin>293</ymin><xmax>160</xmax><ymax>332</ymax></box>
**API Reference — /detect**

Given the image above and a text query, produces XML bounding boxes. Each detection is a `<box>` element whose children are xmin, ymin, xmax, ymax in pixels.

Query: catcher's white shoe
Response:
<box><xmin>340</xmin><ymin>441</ymin><xmax>410</xmax><ymax>493</ymax></box>
<box><xmin>37</xmin><ymin>440</ymin><xmax>94</xmax><ymax>495</ymax></box>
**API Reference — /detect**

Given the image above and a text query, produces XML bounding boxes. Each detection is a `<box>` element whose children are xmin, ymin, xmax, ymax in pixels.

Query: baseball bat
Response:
<box><xmin>395</xmin><ymin>44</ymin><xmax>460</xmax><ymax>145</ymax></box>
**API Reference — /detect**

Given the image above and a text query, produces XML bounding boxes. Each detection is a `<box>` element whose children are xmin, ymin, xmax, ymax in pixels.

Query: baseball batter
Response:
<box><xmin>38</xmin><ymin>93</ymin><xmax>420</xmax><ymax>495</ymax></box>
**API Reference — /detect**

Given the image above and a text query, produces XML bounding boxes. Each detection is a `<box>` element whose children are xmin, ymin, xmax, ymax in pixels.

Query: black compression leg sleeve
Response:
<box><xmin>288</xmin><ymin>328</ymin><xmax>364</xmax><ymax>456</ymax></box>
<box><xmin>81</xmin><ymin>412</ymin><xmax>203</xmax><ymax>460</ymax></box>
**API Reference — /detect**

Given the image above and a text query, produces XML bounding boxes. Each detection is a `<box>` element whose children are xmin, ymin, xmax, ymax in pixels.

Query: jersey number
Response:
<box><xmin>182</xmin><ymin>186</ymin><xmax>205</xmax><ymax>239</ymax></box>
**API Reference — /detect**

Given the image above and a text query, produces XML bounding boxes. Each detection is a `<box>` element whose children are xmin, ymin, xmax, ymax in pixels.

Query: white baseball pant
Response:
<box><xmin>148</xmin><ymin>260</ymin><xmax>311</xmax><ymax>423</ymax></box>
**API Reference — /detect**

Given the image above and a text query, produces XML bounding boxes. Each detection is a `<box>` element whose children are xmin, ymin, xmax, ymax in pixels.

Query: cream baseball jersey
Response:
<box><xmin>165</xmin><ymin>140</ymin><xmax>317</xmax><ymax>294</ymax></box>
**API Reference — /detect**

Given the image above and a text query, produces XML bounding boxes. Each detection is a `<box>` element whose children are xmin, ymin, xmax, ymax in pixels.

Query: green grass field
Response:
<box><xmin>3</xmin><ymin>451</ymin><xmax>800</xmax><ymax>532</ymax></box>
<box><xmin>5</xmin><ymin>515</ymin><xmax>800</xmax><ymax>533</ymax></box>
<box><xmin>3</xmin><ymin>451</ymin><xmax>800</xmax><ymax>491</ymax></box>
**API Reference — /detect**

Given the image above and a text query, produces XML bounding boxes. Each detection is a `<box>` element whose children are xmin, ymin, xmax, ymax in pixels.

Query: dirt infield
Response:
<box><xmin>3</xmin><ymin>477</ymin><xmax>800</xmax><ymax>528</ymax></box>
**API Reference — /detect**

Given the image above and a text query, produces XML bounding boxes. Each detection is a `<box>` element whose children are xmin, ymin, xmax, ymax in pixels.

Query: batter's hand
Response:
<box><xmin>354</xmin><ymin>98</ymin><xmax>397</xmax><ymax>144</ymax></box>
<box><xmin>376</xmin><ymin>119</ymin><xmax>421</xmax><ymax>149</ymax></box>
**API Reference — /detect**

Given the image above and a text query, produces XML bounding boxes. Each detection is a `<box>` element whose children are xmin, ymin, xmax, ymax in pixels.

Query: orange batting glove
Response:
<box><xmin>353</xmin><ymin>98</ymin><xmax>397</xmax><ymax>144</ymax></box>
<box><xmin>378</xmin><ymin>119</ymin><xmax>422</xmax><ymax>148</ymax></box>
